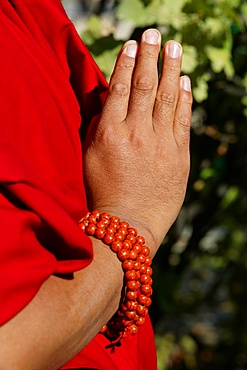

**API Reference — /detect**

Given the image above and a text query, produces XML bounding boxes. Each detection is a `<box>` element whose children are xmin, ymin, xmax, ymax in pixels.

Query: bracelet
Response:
<box><xmin>79</xmin><ymin>210</ymin><xmax>153</xmax><ymax>343</ymax></box>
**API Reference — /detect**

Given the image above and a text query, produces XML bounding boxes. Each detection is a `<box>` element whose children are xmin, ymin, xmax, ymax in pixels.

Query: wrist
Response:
<box><xmin>86</xmin><ymin>206</ymin><xmax>161</xmax><ymax>256</ymax></box>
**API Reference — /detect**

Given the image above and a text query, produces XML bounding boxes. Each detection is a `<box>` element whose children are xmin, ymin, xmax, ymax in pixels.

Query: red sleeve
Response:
<box><xmin>0</xmin><ymin>2</ymin><xmax>157</xmax><ymax>368</ymax></box>
<box><xmin>0</xmin><ymin>0</ymin><xmax>107</xmax><ymax>326</ymax></box>
<box><xmin>62</xmin><ymin>315</ymin><xmax>157</xmax><ymax>370</ymax></box>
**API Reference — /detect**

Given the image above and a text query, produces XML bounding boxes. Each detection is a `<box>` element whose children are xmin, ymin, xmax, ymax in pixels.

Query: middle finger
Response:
<box><xmin>127</xmin><ymin>29</ymin><xmax>161</xmax><ymax>127</ymax></box>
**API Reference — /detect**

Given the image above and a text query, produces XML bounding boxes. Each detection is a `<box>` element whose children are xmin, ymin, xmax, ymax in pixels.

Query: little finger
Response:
<box><xmin>173</xmin><ymin>75</ymin><xmax>193</xmax><ymax>148</ymax></box>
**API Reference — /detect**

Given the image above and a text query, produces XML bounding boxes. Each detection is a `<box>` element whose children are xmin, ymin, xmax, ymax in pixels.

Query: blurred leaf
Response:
<box><xmin>241</xmin><ymin>2</ymin><xmax>247</xmax><ymax>23</ymax></box>
<box><xmin>92</xmin><ymin>44</ymin><xmax>121</xmax><ymax>80</ymax></box>
<box><xmin>116</xmin><ymin>0</ymin><xmax>147</xmax><ymax>27</ymax></box>
<box><xmin>193</xmin><ymin>72</ymin><xmax>210</xmax><ymax>102</ymax></box>
<box><xmin>180</xmin><ymin>335</ymin><xmax>198</xmax><ymax>353</ymax></box>
<box><xmin>182</xmin><ymin>44</ymin><xmax>198</xmax><ymax>73</ymax></box>
<box><xmin>205</xmin><ymin>43</ymin><xmax>234</xmax><ymax>77</ymax></box>
<box><xmin>202</xmin><ymin>17</ymin><xmax>225</xmax><ymax>37</ymax></box>
<box><xmin>200</xmin><ymin>167</ymin><xmax>217</xmax><ymax>180</ymax></box>
<box><xmin>220</xmin><ymin>186</ymin><xmax>240</xmax><ymax>210</ymax></box>
<box><xmin>87</xmin><ymin>15</ymin><xmax>102</xmax><ymax>37</ymax></box>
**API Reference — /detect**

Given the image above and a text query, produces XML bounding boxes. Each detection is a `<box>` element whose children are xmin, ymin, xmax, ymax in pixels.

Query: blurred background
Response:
<box><xmin>62</xmin><ymin>1</ymin><xmax>247</xmax><ymax>369</ymax></box>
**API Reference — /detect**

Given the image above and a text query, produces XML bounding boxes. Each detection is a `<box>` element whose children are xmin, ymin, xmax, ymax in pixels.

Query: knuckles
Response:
<box><xmin>132</xmin><ymin>75</ymin><xmax>156</xmax><ymax>94</ymax></box>
<box><xmin>110</xmin><ymin>82</ymin><xmax>130</xmax><ymax>97</ymax></box>
<box><xmin>175</xmin><ymin>114</ymin><xmax>191</xmax><ymax>129</ymax></box>
<box><xmin>155</xmin><ymin>91</ymin><xmax>176</xmax><ymax>106</ymax></box>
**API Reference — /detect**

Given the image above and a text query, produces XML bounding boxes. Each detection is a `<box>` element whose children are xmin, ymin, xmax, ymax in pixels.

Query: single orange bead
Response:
<box><xmin>79</xmin><ymin>223</ymin><xmax>85</xmax><ymax>231</ymax></box>
<box><xmin>140</xmin><ymin>274</ymin><xmax>151</xmax><ymax>285</ymax></box>
<box><xmin>125</xmin><ymin>310</ymin><xmax>136</xmax><ymax>320</ymax></box>
<box><xmin>114</xmin><ymin>233</ymin><xmax>125</xmax><ymax>242</ymax></box>
<box><xmin>135</xmin><ymin>235</ymin><xmax>145</xmax><ymax>245</ymax></box>
<box><xmin>141</xmin><ymin>246</ymin><xmax>150</xmax><ymax>256</ymax></box>
<box><xmin>111</xmin><ymin>241</ymin><xmax>122</xmax><ymax>253</ymax></box>
<box><xmin>117</xmin><ymin>249</ymin><xmax>129</xmax><ymax>261</ymax></box>
<box><xmin>122</xmin><ymin>260</ymin><xmax>134</xmax><ymax>271</ymax></box>
<box><xmin>103</xmin><ymin>234</ymin><xmax>114</xmax><ymax>245</ymax></box>
<box><xmin>88</xmin><ymin>214</ymin><xmax>96</xmax><ymax>224</ymax></box>
<box><xmin>125</xmin><ymin>270</ymin><xmax>137</xmax><ymax>281</ymax></box>
<box><xmin>145</xmin><ymin>297</ymin><xmax>152</xmax><ymax>307</ymax></box>
<box><xmin>85</xmin><ymin>224</ymin><xmax>96</xmax><ymax>236</ymax></box>
<box><xmin>126</xmin><ymin>300</ymin><xmax>138</xmax><ymax>311</ymax></box>
<box><xmin>145</xmin><ymin>256</ymin><xmax>152</xmax><ymax>266</ymax></box>
<box><xmin>133</xmin><ymin>261</ymin><xmax>141</xmax><ymax>270</ymax></box>
<box><xmin>137</xmin><ymin>294</ymin><xmax>147</xmax><ymax>305</ymax></box>
<box><xmin>100</xmin><ymin>212</ymin><xmax>110</xmax><ymax>220</ymax></box>
<box><xmin>126</xmin><ymin>291</ymin><xmax>137</xmax><ymax>301</ymax></box>
<box><xmin>136</xmin><ymin>305</ymin><xmax>148</xmax><ymax>317</ymax></box>
<box><xmin>128</xmin><ymin>324</ymin><xmax>138</xmax><ymax>335</ymax></box>
<box><xmin>141</xmin><ymin>285</ymin><xmax>152</xmax><ymax>297</ymax></box>
<box><xmin>122</xmin><ymin>240</ymin><xmax>132</xmax><ymax>250</ymax></box>
<box><xmin>106</xmin><ymin>226</ymin><xmax>116</xmax><ymax>235</ymax></box>
<box><xmin>126</xmin><ymin>234</ymin><xmax>136</xmax><ymax>243</ymax></box>
<box><xmin>97</xmin><ymin>220</ymin><xmax>107</xmax><ymax>228</ymax></box>
<box><xmin>137</xmin><ymin>254</ymin><xmax>146</xmax><ymax>264</ymax></box>
<box><xmin>133</xmin><ymin>244</ymin><xmax>142</xmax><ymax>254</ymax></box>
<box><xmin>91</xmin><ymin>210</ymin><xmax>100</xmax><ymax>219</ymax></box>
<box><xmin>135</xmin><ymin>316</ymin><xmax>145</xmax><ymax>326</ymax></box>
<box><xmin>127</xmin><ymin>280</ymin><xmax>140</xmax><ymax>291</ymax></box>
<box><xmin>111</xmin><ymin>215</ymin><xmax>120</xmax><ymax>224</ymax></box>
<box><xmin>128</xmin><ymin>228</ymin><xmax>137</xmax><ymax>236</ymax></box>
<box><xmin>95</xmin><ymin>228</ymin><xmax>105</xmax><ymax>239</ymax></box>
<box><xmin>129</xmin><ymin>250</ymin><xmax>137</xmax><ymax>260</ymax></box>
<box><xmin>139</xmin><ymin>265</ymin><xmax>147</xmax><ymax>275</ymax></box>
<box><xmin>146</xmin><ymin>266</ymin><xmax>153</xmax><ymax>275</ymax></box>
<box><xmin>120</xmin><ymin>221</ymin><xmax>129</xmax><ymax>229</ymax></box>
<box><xmin>117</xmin><ymin>227</ymin><xmax>127</xmax><ymax>237</ymax></box>
<box><xmin>109</xmin><ymin>221</ymin><xmax>118</xmax><ymax>229</ymax></box>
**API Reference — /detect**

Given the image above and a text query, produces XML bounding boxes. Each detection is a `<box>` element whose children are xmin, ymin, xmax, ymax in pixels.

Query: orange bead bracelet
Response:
<box><xmin>79</xmin><ymin>211</ymin><xmax>153</xmax><ymax>343</ymax></box>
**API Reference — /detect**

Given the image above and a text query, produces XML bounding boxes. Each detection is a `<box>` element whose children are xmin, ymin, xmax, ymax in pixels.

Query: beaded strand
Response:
<box><xmin>79</xmin><ymin>210</ymin><xmax>153</xmax><ymax>343</ymax></box>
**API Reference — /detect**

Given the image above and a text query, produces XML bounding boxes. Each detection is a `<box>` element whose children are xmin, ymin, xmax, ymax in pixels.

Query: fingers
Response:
<box><xmin>101</xmin><ymin>30</ymin><xmax>192</xmax><ymax>146</ymax></box>
<box><xmin>153</xmin><ymin>40</ymin><xmax>192</xmax><ymax>147</ymax></box>
<box><xmin>101</xmin><ymin>29</ymin><xmax>161</xmax><ymax>128</ymax></box>
<box><xmin>174</xmin><ymin>75</ymin><xmax>192</xmax><ymax>147</ymax></box>
<box><xmin>126</xmin><ymin>29</ymin><xmax>161</xmax><ymax>125</ymax></box>
<box><xmin>101</xmin><ymin>41</ymin><xmax>138</xmax><ymax>124</ymax></box>
<box><xmin>153</xmin><ymin>41</ymin><xmax>182</xmax><ymax>132</ymax></box>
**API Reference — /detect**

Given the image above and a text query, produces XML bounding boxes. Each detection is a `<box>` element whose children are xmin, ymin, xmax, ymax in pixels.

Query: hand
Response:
<box><xmin>83</xmin><ymin>29</ymin><xmax>192</xmax><ymax>254</ymax></box>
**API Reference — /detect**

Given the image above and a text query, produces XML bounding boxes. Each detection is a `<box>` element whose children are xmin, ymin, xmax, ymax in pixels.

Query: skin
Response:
<box><xmin>0</xmin><ymin>29</ymin><xmax>192</xmax><ymax>369</ymax></box>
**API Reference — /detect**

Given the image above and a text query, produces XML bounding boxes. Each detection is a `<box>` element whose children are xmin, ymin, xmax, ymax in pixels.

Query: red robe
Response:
<box><xmin>0</xmin><ymin>1</ymin><xmax>157</xmax><ymax>368</ymax></box>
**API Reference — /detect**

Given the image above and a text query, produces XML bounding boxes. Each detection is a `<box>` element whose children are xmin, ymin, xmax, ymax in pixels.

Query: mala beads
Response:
<box><xmin>79</xmin><ymin>210</ymin><xmax>153</xmax><ymax>343</ymax></box>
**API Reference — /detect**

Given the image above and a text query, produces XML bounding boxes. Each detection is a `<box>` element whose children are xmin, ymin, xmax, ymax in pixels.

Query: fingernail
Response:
<box><xmin>144</xmin><ymin>29</ymin><xmax>160</xmax><ymax>45</ymax></box>
<box><xmin>124</xmin><ymin>43</ymin><xmax>138</xmax><ymax>58</ymax></box>
<box><xmin>166</xmin><ymin>42</ymin><xmax>182</xmax><ymax>58</ymax></box>
<box><xmin>181</xmin><ymin>76</ymin><xmax>191</xmax><ymax>91</ymax></box>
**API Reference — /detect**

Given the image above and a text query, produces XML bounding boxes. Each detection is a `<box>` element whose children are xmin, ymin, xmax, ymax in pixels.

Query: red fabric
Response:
<box><xmin>0</xmin><ymin>1</ymin><xmax>157</xmax><ymax>368</ymax></box>
<box><xmin>62</xmin><ymin>314</ymin><xmax>157</xmax><ymax>370</ymax></box>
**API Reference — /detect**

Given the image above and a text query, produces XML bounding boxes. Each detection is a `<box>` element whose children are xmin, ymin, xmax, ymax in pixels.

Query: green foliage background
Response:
<box><xmin>76</xmin><ymin>0</ymin><xmax>247</xmax><ymax>368</ymax></box>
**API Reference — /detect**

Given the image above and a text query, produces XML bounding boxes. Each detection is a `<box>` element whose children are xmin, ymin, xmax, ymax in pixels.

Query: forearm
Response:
<box><xmin>0</xmin><ymin>239</ymin><xmax>123</xmax><ymax>370</ymax></box>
